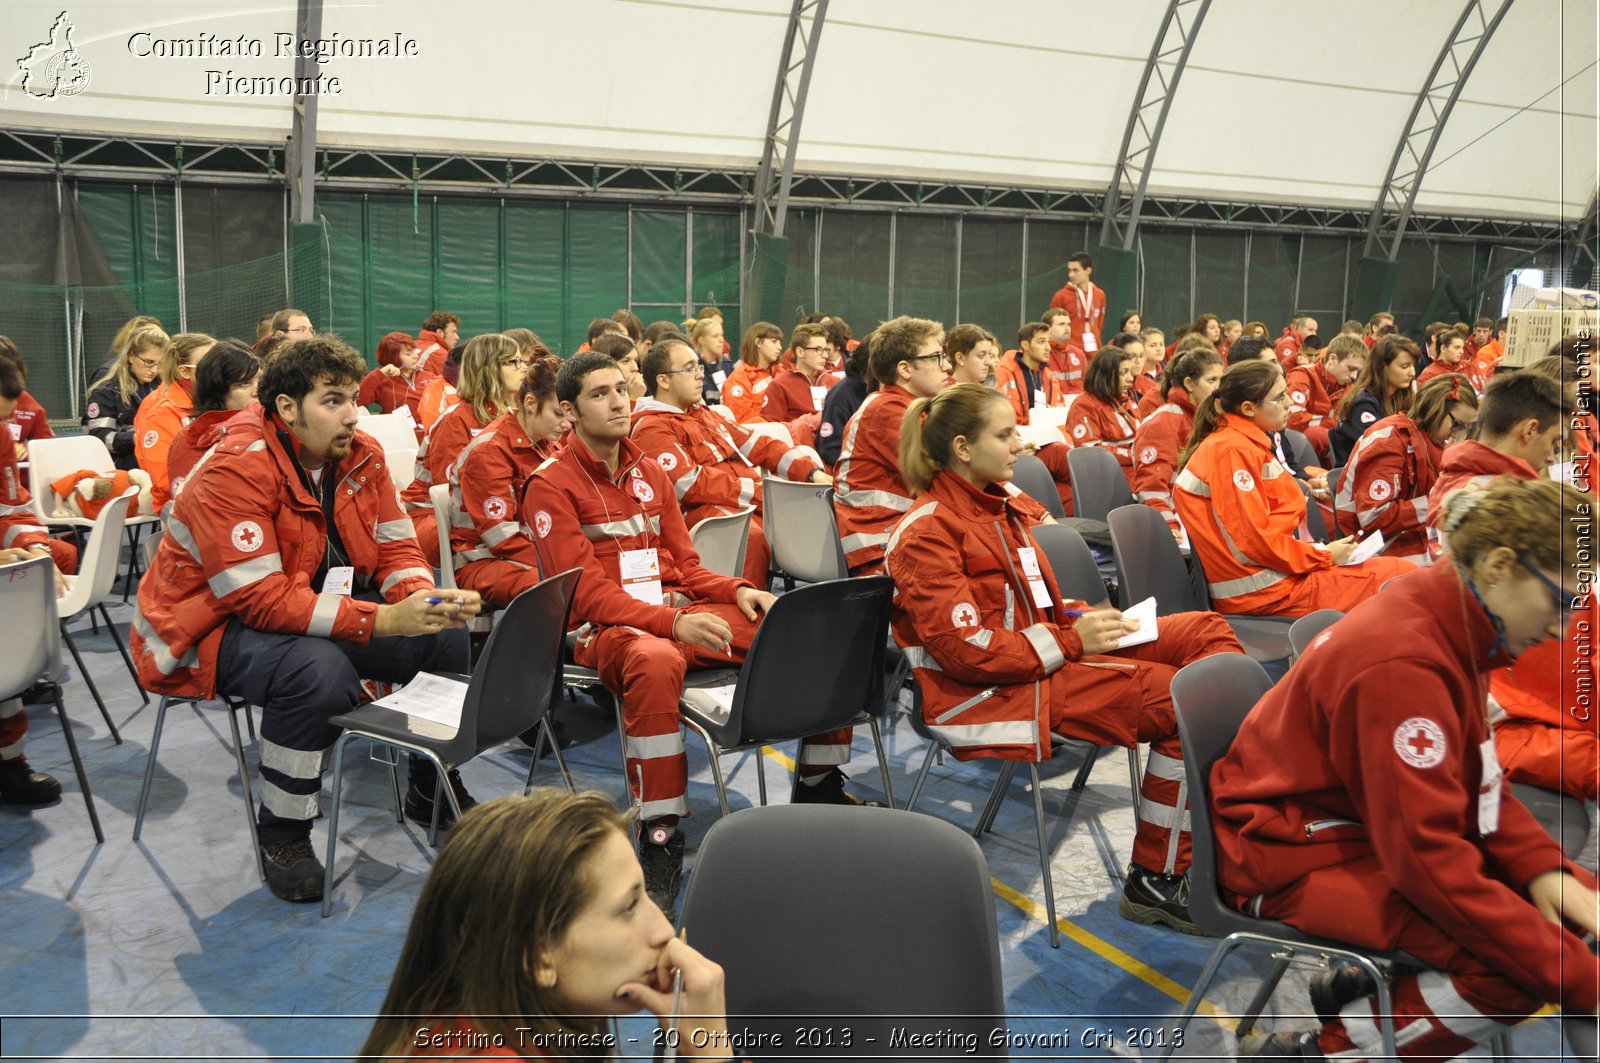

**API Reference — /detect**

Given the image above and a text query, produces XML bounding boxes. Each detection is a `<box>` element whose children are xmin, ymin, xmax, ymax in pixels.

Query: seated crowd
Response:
<box><xmin>2</xmin><ymin>261</ymin><xmax>1593</xmax><ymax>1062</ymax></box>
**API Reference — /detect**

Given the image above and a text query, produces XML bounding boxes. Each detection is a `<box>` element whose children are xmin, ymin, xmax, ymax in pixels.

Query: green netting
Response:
<box><xmin>818</xmin><ymin>211</ymin><xmax>892</xmax><ymax>334</ymax></box>
<box><xmin>1138</xmin><ymin>229</ymin><xmax>1194</xmax><ymax>335</ymax></box>
<box><xmin>1298</xmin><ymin>236</ymin><xmax>1354</xmax><ymax>329</ymax></box>
<box><xmin>894</xmin><ymin>214</ymin><xmax>958</xmax><ymax>325</ymax></box>
<box><xmin>959</xmin><ymin>218</ymin><xmax>1025</xmax><ymax>335</ymax></box>
<box><xmin>1246</xmin><ymin>234</ymin><xmax>1298</xmax><ymax>335</ymax></box>
<box><xmin>1193</xmin><ymin>232</ymin><xmax>1247</xmax><ymax>329</ymax></box>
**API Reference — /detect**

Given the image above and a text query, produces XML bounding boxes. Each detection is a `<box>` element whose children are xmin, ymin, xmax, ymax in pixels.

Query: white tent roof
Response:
<box><xmin>3</xmin><ymin>0</ymin><xmax>1594</xmax><ymax>222</ymax></box>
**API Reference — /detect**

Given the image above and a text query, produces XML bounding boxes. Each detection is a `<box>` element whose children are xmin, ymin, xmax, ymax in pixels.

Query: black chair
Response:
<box><xmin>679</xmin><ymin>577</ymin><xmax>897</xmax><ymax>813</ymax></box>
<box><xmin>1283</xmin><ymin>428</ymin><xmax>1320</xmax><ymax>472</ymax></box>
<box><xmin>1010</xmin><ymin>452</ymin><xmax>1065</xmax><ymax>519</ymax></box>
<box><xmin>1510</xmin><ymin>783</ymin><xmax>1591</xmax><ymax>861</ymax></box>
<box><xmin>1294</xmin><ymin>477</ymin><xmax>1331</xmax><ymax>543</ymax></box>
<box><xmin>320</xmin><ymin>567</ymin><xmax>581</xmax><ymax>916</ymax></box>
<box><xmin>1160</xmin><ymin>653</ymin><xmax>1415</xmax><ymax>1060</ymax></box>
<box><xmin>1067</xmin><ymin>446</ymin><xmax>1135</xmax><ymax>521</ymax></box>
<box><xmin>679</xmin><ymin>804</ymin><xmax>1006</xmax><ymax>1058</ymax></box>
<box><xmin>1287</xmin><ymin>609</ymin><xmax>1343</xmax><ymax>660</ymax></box>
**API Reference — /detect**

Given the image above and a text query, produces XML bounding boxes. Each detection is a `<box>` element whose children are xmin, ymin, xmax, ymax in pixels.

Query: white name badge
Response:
<box><xmin>1016</xmin><ymin>546</ymin><xmax>1054</xmax><ymax>609</ymax></box>
<box><xmin>6</xmin><ymin>423</ymin><xmax>20</xmax><ymax>441</ymax></box>
<box><xmin>1081</xmin><ymin>332</ymin><xmax>1099</xmax><ymax>353</ymax></box>
<box><xmin>1033</xmin><ymin>389</ymin><xmax>1047</xmax><ymax>410</ymax></box>
<box><xmin>1478</xmin><ymin>736</ymin><xmax>1502</xmax><ymax>836</ymax></box>
<box><xmin>810</xmin><ymin>385</ymin><xmax>827</xmax><ymax>411</ymax></box>
<box><xmin>712</xmin><ymin>370</ymin><xmax>728</xmax><ymax>387</ymax></box>
<box><xmin>620</xmin><ymin>547</ymin><xmax>664</xmax><ymax>606</ymax></box>
<box><xmin>321</xmin><ymin>565</ymin><xmax>354</xmax><ymax>596</ymax></box>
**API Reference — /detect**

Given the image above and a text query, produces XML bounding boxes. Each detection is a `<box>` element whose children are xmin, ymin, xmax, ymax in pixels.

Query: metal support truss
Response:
<box><xmin>1099</xmin><ymin>0</ymin><xmax>1212</xmax><ymax>251</ymax></box>
<box><xmin>1363</xmin><ymin>0</ymin><xmax>1513</xmax><ymax>261</ymax></box>
<box><xmin>1565</xmin><ymin>183</ymin><xmax>1599</xmax><ymax>288</ymax></box>
<box><xmin>750</xmin><ymin>0</ymin><xmax>829</xmax><ymax>240</ymax></box>
<box><xmin>285</xmin><ymin>0</ymin><xmax>324</xmax><ymax>224</ymax></box>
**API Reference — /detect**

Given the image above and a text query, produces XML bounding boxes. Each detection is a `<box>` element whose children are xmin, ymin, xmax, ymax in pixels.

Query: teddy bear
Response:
<box><xmin>48</xmin><ymin>468</ymin><xmax>156</xmax><ymax>521</ymax></box>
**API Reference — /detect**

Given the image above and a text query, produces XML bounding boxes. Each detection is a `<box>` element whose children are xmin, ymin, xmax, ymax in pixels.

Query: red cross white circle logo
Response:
<box><xmin>1393</xmin><ymin>716</ymin><xmax>1446</xmax><ymax>768</ymax></box>
<box><xmin>534</xmin><ymin>510</ymin><xmax>552</xmax><ymax>539</ymax></box>
<box><xmin>631</xmin><ymin>477</ymin><xmax>654</xmax><ymax>503</ymax></box>
<box><xmin>950</xmin><ymin>602</ymin><xmax>979</xmax><ymax>628</ymax></box>
<box><xmin>483</xmin><ymin>496</ymin><xmax>508</xmax><ymax>521</ymax></box>
<box><xmin>1368</xmin><ymin>479</ymin><xmax>1392</xmax><ymax>502</ymax></box>
<box><xmin>231</xmin><ymin>520</ymin><xmax>264</xmax><ymax>553</ymax></box>
<box><xmin>1139</xmin><ymin>445</ymin><xmax>1158</xmax><ymax>465</ymax></box>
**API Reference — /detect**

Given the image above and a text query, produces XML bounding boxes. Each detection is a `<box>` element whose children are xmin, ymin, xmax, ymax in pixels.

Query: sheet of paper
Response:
<box><xmin>1344</xmin><ymin>529</ymin><xmax>1386</xmax><ymax>566</ymax></box>
<box><xmin>371</xmin><ymin>672</ymin><xmax>469</xmax><ymax>730</ymax></box>
<box><xmin>1115</xmin><ymin>595</ymin><xmax>1159</xmax><ymax>650</ymax></box>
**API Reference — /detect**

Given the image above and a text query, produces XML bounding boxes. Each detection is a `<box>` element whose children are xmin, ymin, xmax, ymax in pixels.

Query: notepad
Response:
<box><xmin>371</xmin><ymin>672</ymin><xmax>469</xmax><ymax>729</ymax></box>
<box><xmin>1114</xmin><ymin>595</ymin><xmax>1160</xmax><ymax>650</ymax></box>
<box><xmin>1344</xmin><ymin>529</ymin><xmax>1386</xmax><ymax>566</ymax></box>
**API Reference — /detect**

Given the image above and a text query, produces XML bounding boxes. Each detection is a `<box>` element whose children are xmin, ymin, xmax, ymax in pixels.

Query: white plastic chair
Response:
<box><xmin>689</xmin><ymin>507</ymin><xmax>754</xmax><ymax>579</ymax></box>
<box><xmin>428</xmin><ymin>483</ymin><xmax>458</xmax><ymax>591</ymax></box>
<box><xmin>0</xmin><ymin>555</ymin><xmax>103</xmax><ymax>843</ymax></box>
<box><xmin>57</xmin><ymin>487</ymin><xmax>147</xmax><ymax>743</ymax></box>
<box><xmin>360</xmin><ymin>414</ymin><xmax>421</xmax><ymax>488</ymax></box>
<box><xmin>28</xmin><ymin>435</ymin><xmax>162</xmax><ymax>600</ymax></box>
<box><xmin>745</xmin><ymin>421</ymin><xmax>793</xmax><ymax>448</ymax></box>
<box><xmin>762</xmin><ymin>475</ymin><xmax>847</xmax><ymax>585</ymax></box>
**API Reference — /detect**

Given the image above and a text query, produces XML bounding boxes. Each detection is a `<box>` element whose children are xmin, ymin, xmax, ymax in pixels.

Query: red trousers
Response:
<box><xmin>1051</xmin><ymin>610</ymin><xmax>1242</xmax><ymax>874</ymax></box>
<box><xmin>1496</xmin><ymin>720</ymin><xmax>1599</xmax><ymax>801</ymax></box>
<box><xmin>454</xmin><ymin>558</ymin><xmax>539</xmax><ymax>609</ymax></box>
<box><xmin>1221</xmin><ymin>556</ymin><xmax>1415</xmax><ymax>617</ymax></box>
<box><xmin>1036</xmin><ymin>442</ymin><xmax>1075</xmax><ymax>516</ymax></box>
<box><xmin>575</xmin><ymin>602</ymin><xmax>851</xmax><ymax>820</ymax></box>
<box><xmin>0</xmin><ymin>697</ymin><xmax>26</xmax><ymax>760</ymax></box>
<box><xmin>1253</xmin><ymin>854</ymin><xmax>1556</xmax><ymax>1062</ymax></box>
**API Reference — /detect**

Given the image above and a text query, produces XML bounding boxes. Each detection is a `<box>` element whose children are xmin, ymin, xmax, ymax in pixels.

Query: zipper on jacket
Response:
<box><xmin>1303</xmin><ymin>817</ymin><xmax>1361</xmax><ymax>838</ymax></box>
<box><xmin>935</xmin><ymin>687</ymin><xmax>997</xmax><ymax>724</ymax></box>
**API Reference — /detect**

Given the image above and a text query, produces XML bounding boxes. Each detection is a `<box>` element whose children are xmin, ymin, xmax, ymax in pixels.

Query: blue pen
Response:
<box><xmin>1059</xmin><ymin>607</ymin><xmax>1084</xmax><ymax>618</ymax></box>
<box><xmin>424</xmin><ymin>596</ymin><xmax>453</xmax><ymax>605</ymax></box>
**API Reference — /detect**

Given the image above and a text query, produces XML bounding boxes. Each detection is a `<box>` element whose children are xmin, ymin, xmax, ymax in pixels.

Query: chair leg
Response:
<box><xmin>60</xmin><ymin>626</ymin><xmax>121</xmax><ymax>745</ymax></box>
<box><xmin>867</xmin><ymin>716</ymin><xmax>896</xmax><ymax>810</ymax></box>
<box><xmin>122</xmin><ymin>524</ymin><xmax>145</xmax><ymax>603</ymax></box>
<box><xmin>52</xmin><ymin>688</ymin><xmax>104</xmax><ymax>845</ymax></box>
<box><xmin>321</xmin><ymin>732</ymin><xmax>356</xmax><ymax>917</ymax></box>
<box><xmin>1126</xmin><ymin>746</ymin><xmax>1144</xmax><ymax>819</ymax></box>
<box><xmin>905</xmin><ymin>745</ymin><xmax>938</xmax><ymax>812</ymax></box>
<box><xmin>1234</xmin><ymin>956</ymin><xmax>1292</xmax><ymax>1037</ymax></box>
<box><xmin>1028</xmin><ymin>763</ymin><xmax>1059</xmax><ymax>949</ymax></box>
<box><xmin>1070</xmin><ymin>742</ymin><xmax>1102</xmax><ymax>790</ymax></box>
<box><xmin>132</xmin><ymin>695</ymin><xmax>172</xmax><ymax>841</ymax></box>
<box><xmin>99</xmin><ymin>603</ymin><xmax>148</xmax><ymax>704</ymax></box>
<box><xmin>388</xmin><ymin>756</ymin><xmax>404</xmax><ymax>823</ymax></box>
<box><xmin>225</xmin><ymin>700</ymin><xmax>264</xmax><ymax>880</ymax></box>
<box><xmin>244</xmin><ymin>703</ymin><xmax>256</xmax><ymax>741</ymax></box>
<box><xmin>755</xmin><ymin>750</ymin><xmax>767</xmax><ymax>806</ymax></box>
<box><xmin>975</xmin><ymin>761</ymin><xmax>1017</xmax><ymax>837</ymax></box>
<box><xmin>1156</xmin><ymin>937</ymin><xmax>1247</xmax><ymax>1061</ymax></box>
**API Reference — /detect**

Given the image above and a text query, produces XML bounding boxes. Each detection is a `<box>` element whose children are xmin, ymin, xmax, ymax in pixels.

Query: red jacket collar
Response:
<box><xmin>929</xmin><ymin>466</ymin><xmax>1021</xmax><ymax>521</ymax></box>
<box><xmin>1219</xmin><ymin>412</ymin><xmax>1273</xmax><ymax>453</ymax></box>
<box><xmin>1438</xmin><ymin>439</ymin><xmax>1536</xmax><ymax>480</ymax></box>
<box><xmin>569</xmin><ymin>431</ymin><xmax>645</xmax><ymax>486</ymax></box>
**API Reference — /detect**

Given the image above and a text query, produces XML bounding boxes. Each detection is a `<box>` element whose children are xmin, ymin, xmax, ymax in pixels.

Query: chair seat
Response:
<box><xmin>328</xmin><ymin>671</ymin><xmax>473</xmax><ymax>749</ymax></box>
<box><xmin>1223</xmin><ymin>615</ymin><xmax>1294</xmax><ymax>664</ymax></box>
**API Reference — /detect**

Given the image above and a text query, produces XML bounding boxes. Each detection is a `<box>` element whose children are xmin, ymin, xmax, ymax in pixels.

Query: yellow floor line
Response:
<box><xmin>756</xmin><ymin>745</ymin><xmax>1227</xmax><ymax>1025</ymax></box>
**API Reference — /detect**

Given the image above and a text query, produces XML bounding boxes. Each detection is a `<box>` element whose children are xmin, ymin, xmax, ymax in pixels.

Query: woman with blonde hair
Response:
<box><xmin>362</xmin><ymin>791</ymin><xmax>732</xmax><ymax>1061</ymax></box>
<box><xmin>134</xmin><ymin>331</ymin><xmax>215</xmax><ymax>507</ymax></box>
<box><xmin>690</xmin><ymin>317</ymin><xmax>734</xmax><ymax>404</ymax></box>
<box><xmin>85</xmin><ymin>323</ymin><xmax>169</xmax><ymax>471</ymax></box>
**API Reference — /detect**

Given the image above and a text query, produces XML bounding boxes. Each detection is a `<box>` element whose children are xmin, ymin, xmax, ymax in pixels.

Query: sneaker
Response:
<box><xmin>638</xmin><ymin>821</ymin><xmax>685</xmax><ymax>917</ymax></box>
<box><xmin>1119</xmin><ymin>865</ymin><xmax>1203</xmax><ymax>935</ymax></box>
<box><xmin>792</xmin><ymin>767</ymin><xmax>881</xmax><ymax>806</ymax></box>
<box><xmin>0</xmin><ymin>758</ymin><xmax>62</xmax><ymax>805</ymax></box>
<box><xmin>259</xmin><ymin>838</ymin><xmax>325</xmax><ymax>903</ymax></box>
<box><xmin>403</xmin><ymin>767</ymin><xmax>477</xmax><ymax>830</ymax></box>
<box><xmin>1308</xmin><ymin>963</ymin><xmax>1377</xmax><ymax>1025</ymax></box>
<box><xmin>1236</xmin><ymin>1031</ymin><xmax>1323</xmax><ymax>1058</ymax></box>
<box><xmin>19</xmin><ymin>680</ymin><xmax>57</xmax><ymax>706</ymax></box>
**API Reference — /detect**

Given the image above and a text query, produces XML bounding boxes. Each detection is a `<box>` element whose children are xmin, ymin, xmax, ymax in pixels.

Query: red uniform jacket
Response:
<box><xmin>1130</xmin><ymin>369</ymin><xmax>1161</xmax><ymax>407</ymax></box>
<box><xmin>1274</xmin><ymin>328</ymin><xmax>1303</xmax><ymax>372</ymax></box>
<box><xmin>1333</xmin><ymin>413</ymin><xmax>1443</xmax><ymax>562</ymax></box>
<box><xmin>134</xmin><ymin>380</ymin><xmax>196</xmax><ymax>509</ymax></box>
<box><xmin>3</xmin><ymin>391</ymin><xmax>53</xmax><ymax>445</ymax></box>
<box><xmin>1174</xmin><ymin>414</ymin><xmax>1332</xmax><ymax>612</ymax></box>
<box><xmin>525</xmin><ymin>435</ymin><xmax>746</xmax><ymax>638</ymax></box>
<box><xmin>885</xmin><ymin>469</ymin><xmax>1084</xmax><ymax>762</ymax></box>
<box><xmin>761</xmin><ymin>366</ymin><xmax>835</xmax><ymax>424</ymax></box>
<box><xmin>1048</xmin><ymin>281</ymin><xmax>1107</xmax><ymax>353</ymax></box>
<box><xmin>1416</xmin><ymin>359</ymin><xmax>1469</xmax><ymax>388</ymax></box>
<box><xmin>1135</xmin><ymin>383</ymin><xmax>1169</xmax><ymax>423</ymax></box>
<box><xmin>417</xmin><ymin>377</ymin><xmax>460</xmax><ymax>433</ymax></box>
<box><xmin>400</xmin><ymin>402</ymin><xmax>491</xmax><ymax>519</ymax></box>
<box><xmin>415</xmin><ymin>329</ymin><xmax>452</xmax><ymax>377</ymax></box>
<box><xmin>994</xmin><ymin>352</ymin><xmax>1064</xmax><ymax>427</ymax></box>
<box><xmin>630</xmin><ymin>397</ymin><xmax>822</xmax><ymax>520</ymax></box>
<box><xmin>1427</xmin><ymin>440</ymin><xmax>1537</xmax><ymax>532</ymax></box>
<box><xmin>167</xmin><ymin>406</ymin><xmax>264</xmax><ymax>499</ymax></box>
<box><xmin>1046</xmin><ymin>341</ymin><xmax>1088</xmax><ymax>394</ymax></box>
<box><xmin>1131</xmin><ymin>389</ymin><xmax>1196</xmax><ymax>534</ymax></box>
<box><xmin>132</xmin><ymin>410</ymin><xmax>432</xmax><ymax>697</ymax></box>
<box><xmin>0</xmin><ymin>433</ymin><xmax>52</xmax><ymax>553</ymax></box>
<box><xmin>448</xmin><ymin>412</ymin><xmax>553</xmax><ymax>578</ymax></box>
<box><xmin>1062</xmin><ymin>392</ymin><xmax>1137</xmax><ymax>490</ymax></box>
<box><xmin>835</xmin><ymin>385</ymin><xmax>916</xmax><ymax>572</ymax></box>
<box><xmin>358</xmin><ymin>367</ymin><xmax>436</xmax><ymax>436</ymax></box>
<box><xmin>1284</xmin><ymin>361</ymin><xmax>1344</xmax><ymax>460</ymax></box>
<box><xmin>720</xmin><ymin>362</ymin><xmax>775</xmax><ymax>424</ymax></box>
<box><xmin>1466</xmin><ymin>339</ymin><xmax>1504</xmax><ymax>392</ymax></box>
<box><xmin>1212</xmin><ymin>561</ymin><xmax>1598</xmax><ymax>1012</ymax></box>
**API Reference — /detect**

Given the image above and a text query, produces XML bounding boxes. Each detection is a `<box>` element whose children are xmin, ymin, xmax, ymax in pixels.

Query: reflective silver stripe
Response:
<box><xmin>259</xmin><ymin>736</ymin><xmax>329</xmax><ymax>779</ymax></box>
<box><xmin>735</xmin><ymin>476</ymin><xmax>756</xmax><ymax>509</ymax></box>
<box><xmin>1021</xmin><ymin>623</ymin><xmax>1064</xmax><ymax>673</ymax></box>
<box><xmin>86</xmin><ymin>417</ymin><xmax>117</xmax><ymax>431</ymax></box>
<box><xmin>375</xmin><ymin>517</ymin><xmax>416</xmax><ymax>543</ymax></box>
<box><xmin>840</xmin><ymin>530</ymin><xmax>890</xmax><ymax>554</ymax></box>
<box><xmin>883</xmin><ymin>499</ymin><xmax>940</xmax><ymax>558</ymax></box>
<box><xmin>243</xmin><ymin>440</ymin><xmax>267</xmax><ymax>453</ymax></box>
<box><xmin>207</xmin><ymin>552</ymin><xmax>285</xmax><ymax>598</ymax></box>
<box><xmin>964</xmin><ymin>628</ymin><xmax>993</xmax><ymax>649</ymax></box>
<box><xmin>833</xmin><ymin>390</ymin><xmax>880</xmax><ymax>497</ymax></box>
<box><xmin>258</xmin><ymin>778</ymin><xmax>321</xmax><ymax>820</ymax></box>
<box><xmin>1215</xmin><ymin>518</ymin><xmax>1258</xmax><ymax>569</ymax></box>
<box><xmin>581</xmin><ymin>514</ymin><xmax>650</xmax><ymax>540</ymax></box>
<box><xmin>164</xmin><ymin>512</ymin><xmax>202</xmax><ymax>562</ymax></box>
<box><xmin>0</xmin><ymin>501</ymin><xmax>36</xmax><ymax>518</ymax></box>
<box><xmin>903</xmin><ymin>645</ymin><xmax>943</xmax><ymax>671</ymax></box>
<box><xmin>132</xmin><ymin>607</ymin><xmax>199</xmax><ymax>676</ymax></box>
<box><xmin>305</xmin><ymin>593</ymin><xmax>343</xmax><ymax>637</ymax></box>
<box><xmin>1260</xmin><ymin>459</ymin><xmax>1287</xmax><ymax>480</ymax></box>
<box><xmin>836</xmin><ymin>488</ymin><xmax>913</xmax><ymax>512</ymax></box>
<box><xmin>1003</xmin><ymin>584</ymin><xmax>1015</xmax><ymax>631</ymax></box>
<box><xmin>1415</xmin><ymin>969</ymin><xmax>1503</xmax><ymax>1045</ymax></box>
<box><xmin>0</xmin><ymin>697</ymin><xmax>22</xmax><ymax>719</ymax></box>
<box><xmin>638</xmin><ymin>795</ymin><xmax>689</xmax><ymax>818</ymax></box>
<box><xmin>0</xmin><ymin>735</ymin><xmax>23</xmax><ymax>758</ymax></box>
<box><xmin>1145</xmin><ymin>750</ymin><xmax>1186</xmax><ymax>783</ymax></box>
<box><xmin>774</xmin><ymin>445</ymin><xmax>822</xmax><ymax>480</ymax></box>
<box><xmin>1356</xmin><ymin>503</ymin><xmax>1388</xmax><ymax>530</ymax></box>
<box><xmin>2</xmin><ymin>525</ymin><xmax>48</xmax><ymax>547</ymax></box>
<box><xmin>1136</xmin><ymin>799</ymin><xmax>1191</xmax><ymax>832</ymax></box>
<box><xmin>1136</xmin><ymin>490</ymin><xmax>1171</xmax><ymax>503</ymax></box>
<box><xmin>671</xmin><ymin>464</ymin><xmax>702</xmax><ymax>500</ymax></box>
<box><xmin>1209</xmin><ymin>567</ymin><xmax>1287</xmax><ymax>600</ymax></box>
<box><xmin>1174</xmin><ymin>468</ymin><xmax>1210</xmax><ymax>497</ymax></box>
<box><xmin>451</xmin><ymin>546</ymin><xmax>496</xmax><ymax>571</ymax></box>
<box><xmin>479</xmin><ymin>520</ymin><xmax>522</xmax><ymax>547</ymax></box>
<box><xmin>380</xmin><ymin>566</ymin><xmax>431</xmax><ymax>594</ymax></box>
<box><xmin>796</xmin><ymin>738</ymin><xmax>851</xmax><ymax>766</ymax></box>
<box><xmin>932</xmin><ymin>719</ymin><xmax>1038</xmax><ymax>749</ymax></box>
<box><xmin>624</xmin><ymin>733</ymin><xmax>684</xmax><ymax>759</ymax></box>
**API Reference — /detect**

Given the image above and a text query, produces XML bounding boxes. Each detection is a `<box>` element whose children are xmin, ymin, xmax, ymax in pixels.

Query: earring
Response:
<box><xmin>536</xmin><ymin>969</ymin><xmax>557</xmax><ymax>989</ymax></box>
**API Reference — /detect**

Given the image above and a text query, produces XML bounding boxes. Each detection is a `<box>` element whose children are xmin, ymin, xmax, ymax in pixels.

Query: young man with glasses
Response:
<box><xmin>761</xmin><ymin>323</ymin><xmax>838</xmax><ymax>426</ymax></box>
<box><xmin>630</xmin><ymin>332</ymin><xmax>829</xmax><ymax>589</ymax></box>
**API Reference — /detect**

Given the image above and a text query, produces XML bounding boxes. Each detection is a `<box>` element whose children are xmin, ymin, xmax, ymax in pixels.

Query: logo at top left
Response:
<box><xmin>17</xmin><ymin>11</ymin><xmax>92</xmax><ymax>99</ymax></box>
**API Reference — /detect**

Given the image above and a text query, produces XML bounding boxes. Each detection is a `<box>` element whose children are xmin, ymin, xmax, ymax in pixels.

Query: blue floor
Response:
<box><xmin>0</xmin><ymin>588</ymin><xmax>1583</xmax><ymax>1061</ymax></box>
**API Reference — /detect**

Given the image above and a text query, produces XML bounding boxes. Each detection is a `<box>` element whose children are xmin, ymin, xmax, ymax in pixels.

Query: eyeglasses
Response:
<box><xmin>500</xmin><ymin>357</ymin><xmax>530</xmax><ymax>369</ymax></box>
<box><xmin>1260</xmin><ymin>391</ymin><xmax>1289</xmax><ymax>407</ymax></box>
<box><xmin>132</xmin><ymin>355</ymin><xmax>160</xmax><ymax>369</ymax></box>
<box><xmin>663</xmin><ymin>363</ymin><xmax>704</xmax><ymax>376</ymax></box>
<box><xmin>798</xmin><ymin>345</ymin><xmax>830</xmax><ymax>354</ymax></box>
<box><xmin>908</xmin><ymin>350</ymin><xmax>950</xmax><ymax>367</ymax></box>
<box><xmin>1448</xmin><ymin>414</ymin><xmax>1473</xmax><ymax>439</ymax></box>
<box><xmin>1519</xmin><ymin>554</ymin><xmax>1576</xmax><ymax>625</ymax></box>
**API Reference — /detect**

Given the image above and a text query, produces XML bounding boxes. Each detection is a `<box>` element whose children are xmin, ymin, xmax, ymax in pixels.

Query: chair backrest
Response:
<box><xmin>1067</xmin><ymin>446</ymin><xmax>1135</xmax><ymax>522</ymax></box>
<box><xmin>56</xmin><ymin>488</ymin><xmax>136</xmax><ymax>618</ymax></box>
<box><xmin>745</xmin><ymin>421</ymin><xmax>793</xmax><ymax>448</ymax></box>
<box><xmin>1283</xmin><ymin>428</ymin><xmax>1319</xmax><ymax>472</ymax></box>
<box><xmin>1294</xmin><ymin>477</ymin><xmax>1330</xmax><ymax>543</ymax></box>
<box><xmin>1107</xmin><ymin>502</ymin><xmax>1205</xmax><ymax>615</ymax></box>
<box><xmin>1169</xmin><ymin>653</ymin><xmax>1274</xmax><ymax>937</ymax></box>
<box><xmin>1325</xmin><ymin>465</ymin><xmax>1346</xmax><ymax>536</ymax></box>
<box><xmin>358</xmin><ymin>413</ymin><xmax>417</xmax><ymax>458</ymax></box>
<box><xmin>428</xmin><ymin>483</ymin><xmax>457</xmax><ymax>590</ymax></box>
<box><xmin>1288</xmin><ymin>609</ymin><xmax>1343</xmax><ymax>659</ymax></box>
<box><xmin>0</xmin><ymin>556</ymin><xmax>62</xmax><ymax>701</ymax></box>
<box><xmin>709</xmin><ymin>403</ymin><xmax>736</xmax><ymax>422</ymax></box>
<box><xmin>1009</xmin><ymin>452</ymin><xmax>1065</xmax><ymax>519</ymax></box>
<box><xmin>1029</xmin><ymin>522</ymin><xmax>1107</xmax><ymax>605</ymax></box>
<box><xmin>680</xmin><ymin>804</ymin><xmax>1006</xmax><ymax>1054</ymax></box>
<box><xmin>711</xmin><ymin>577</ymin><xmax>893</xmax><ymax>748</ymax></box>
<box><xmin>688</xmin><ymin>507</ymin><xmax>753</xmax><ymax>579</ymax></box>
<box><xmin>762</xmin><ymin>475</ymin><xmax>847</xmax><ymax>583</ymax></box>
<box><xmin>26</xmin><ymin>436</ymin><xmax>120</xmax><ymax>518</ymax></box>
<box><xmin>448</xmin><ymin>567</ymin><xmax>581</xmax><ymax>761</ymax></box>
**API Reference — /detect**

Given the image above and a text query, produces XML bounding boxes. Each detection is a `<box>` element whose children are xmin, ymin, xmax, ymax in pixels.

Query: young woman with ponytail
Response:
<box><xmin>1173</xmin><ymin>360</ymin><xmax>1414</xmax><ymax>617</ymax></box>
<box><xmin>1131</xmin><ymin>347</ymin><xmax>1223</xmax><ymax>540</ymax></box>
<box><xmin>886</xmin><ymin>383</ymin><xmax>1242</xmax><ymax>934</ymax></box>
